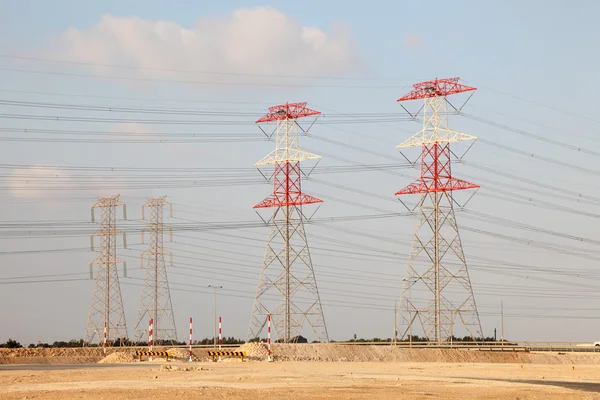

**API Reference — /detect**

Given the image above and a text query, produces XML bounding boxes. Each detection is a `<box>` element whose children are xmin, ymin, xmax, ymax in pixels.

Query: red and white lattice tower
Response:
<box><xmin>248</xmin><ymin>102</ymin><xmax>329</xmax><ymax>343</ymax></box>
<box><xmin>394</xmin><ymin>78</ymin><xmax>483</xmax><ymax>344</ymax></box>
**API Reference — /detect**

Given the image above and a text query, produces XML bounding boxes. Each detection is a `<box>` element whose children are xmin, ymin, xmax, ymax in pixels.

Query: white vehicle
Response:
<box><xmin>595</xmin><ymin>341</ymin><xmax>600</xmax><ymax>347</ymax></box>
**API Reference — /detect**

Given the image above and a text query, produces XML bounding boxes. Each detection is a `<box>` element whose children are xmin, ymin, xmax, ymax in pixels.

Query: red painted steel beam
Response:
<box><xmin>396</xmin><ymin>143</ymin><xmax>478</xmax><ymax>195</ymax></box>
<box><xmin>253</xmin><ymin>194</ymin><xmax>323</xmax><ymax>208</ymax></box>
<box><xmin>395</xmin><ymin>178</ymin><xmax>479</xmax><ymax>195</ymax></box>
<box><xmin>256</xmin><ymin>102</ymin><xmax>321</xmax><ymax>123</ymax></box>
<box><xmin>397</xmin><ymin>77</ymin><xmax>476</xmax><ymax>102</ymax></box>
<box><xmin>254</xmin><ymin>161</ymin><xmax>322</xmax><ymax>208</ymax></box>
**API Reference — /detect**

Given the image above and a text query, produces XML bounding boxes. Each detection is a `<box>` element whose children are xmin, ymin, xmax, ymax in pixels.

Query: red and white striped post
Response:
<box><xmin>189</xmin><ymin>317</ymin><xmax>193</xmax><ymax>362</ymax></box>
<box><xmin>218</xmin><ymin>317</ymin><xmax>222</xmax><ymax>349</ymax></box>
<box><xmin>218</xmin><ymin>316</ymin><xmax>222</xmax><ymax>361</ymax></box>
<box><xmin>148</xmin><ymin>318</ymin><xmax>153</xmax><ymax>361</ymax></box>
<box><xmin>267</xmin><ymin>313</ymin><xmax>272</xmax><ymax>362</ymax></box>
<box><xmin>103</xmin><ymin>322</ymin><xmax>107</xmax><ymax>358</ymax></box>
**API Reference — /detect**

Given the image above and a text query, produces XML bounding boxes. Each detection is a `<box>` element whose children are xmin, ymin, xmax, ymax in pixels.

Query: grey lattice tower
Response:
<box><xmin>133</xmin><ymin>196</ymin><xmax>177</xmax><ymax>344</ymax></box>
<box><xmin>248</xmin><ymin>103</ymin><xmax>329</xmax><ymax>343</ymax></box>
<box><xmin>85</xmin><ymin>195</ymin><xmax>128</xmax><ymax>344</ymax></box>
<box><xmin>394</xmin><ymin>78</ymin><xmax>483</xmax><ymax>343</ymax></box>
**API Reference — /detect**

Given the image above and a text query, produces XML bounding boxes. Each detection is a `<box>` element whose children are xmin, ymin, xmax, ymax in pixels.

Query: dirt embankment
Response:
<box><xmin>269</xmin><ymin>344</ymin><xmax>600</xmax><ymax>364</ymax></box>
<box><xmin>0</xmin><ymin>347</ymin><xmax>103</xmax><ymax>364</ymax></box>
<box><xmin>96</xmin><ymin>347</ymin><xmax>213</xmax><ymax>364</ymax></box>
<box><xmin>0</xmin><ymin>347</ymin><xmax>212</xmax><ymax>364</ymax></box>
<box><xmin>3</xmin><ymin>343</ymin><xmax>600</xmax><ymax>365</ymax></box>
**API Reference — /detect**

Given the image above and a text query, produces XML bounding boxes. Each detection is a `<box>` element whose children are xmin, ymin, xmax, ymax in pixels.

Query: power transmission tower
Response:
<box><xmin>85</xmin><ymin>195</ymin><xmax>128</xmax><ymax>345</ymax></box>
<box><xmin>133</xmin><ymin>196</ymin><xmax>177</xmax><ymax>344</ymax></box>
<box><xmin>248</xmin><ymin>102</ymin><xmax>329</xmax><ymax>343</ymax></box>
<box><xmin>394</xmin><ymin>78</ymin><xmax>483</xmax><ymax>344</ymax></box>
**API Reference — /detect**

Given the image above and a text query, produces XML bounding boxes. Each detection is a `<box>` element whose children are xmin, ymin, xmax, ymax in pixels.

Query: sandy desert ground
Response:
<box><xmin>2</xmin><ymin>344</ymin><xmax>600</xmax><ymax>399</ymax></box>
<box><xmin>2</xmin><ymin>361</ymin><xmax>600</xmax><ymax>399</ymax></box>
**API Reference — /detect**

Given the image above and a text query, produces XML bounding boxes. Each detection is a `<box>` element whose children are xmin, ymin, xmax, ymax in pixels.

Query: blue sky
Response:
<box><xmin>0</xmin><ymin>0</ymin><xmax>599</xmax><ymax>345</ymax></box>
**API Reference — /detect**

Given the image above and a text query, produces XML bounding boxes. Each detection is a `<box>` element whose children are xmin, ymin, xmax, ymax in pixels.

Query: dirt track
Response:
<box><xmin>1</xmin><ymin>361</ymin><xmax>600</xmax><ymax>399</ymax></box>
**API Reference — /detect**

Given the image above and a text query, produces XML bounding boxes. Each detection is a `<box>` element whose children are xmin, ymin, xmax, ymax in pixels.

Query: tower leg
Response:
<box><xmin>248</xmin><ymin>206</ymin><xmax>328</xmax><ymax>343</ymax></box>
<box><xmin>133</xmin><ymin>253</ymin><xmax>177</xmax><ymax>343</ymax></box>
<box><xmin>133</xmin><ymin>199</ymin><xmax>177</xmax><ymax>344</ymax></box>
<box><xmin>396</xmin><ymin>192</ymin><xmax>482</xmax><ymax>343</ymax></box>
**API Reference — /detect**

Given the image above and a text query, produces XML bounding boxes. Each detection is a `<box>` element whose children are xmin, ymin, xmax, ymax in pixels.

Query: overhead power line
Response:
<box><xmin>0</xmin><ymin>67</ymin><xmax>413</xmax><ymax>89</ymax></box>
<box><xmin>0</xmin><ymin>53</ymin><xmax>421</xmax><ymax>82</ymax></box>
<box><xmin>464</xmin><ymin>113</ymin><xmax>600</xmax><ymax>158</ymax></box>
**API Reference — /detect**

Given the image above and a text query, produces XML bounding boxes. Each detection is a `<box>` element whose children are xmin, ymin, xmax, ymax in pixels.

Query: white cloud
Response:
<box><xmin>7</xmin><ymin>166</ymin><xmax>73</xmax><ymax>199</ymax></box>
<box><xmin>35</xmin><ymin>8</ymin><xmax>360</xmax><ymax>82</ymax></box>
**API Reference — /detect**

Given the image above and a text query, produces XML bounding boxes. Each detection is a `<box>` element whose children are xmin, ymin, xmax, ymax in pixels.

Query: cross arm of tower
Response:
<box><xmin>396</xmin><ymin>178</ymin><xmax>479</xmax><ymax>195</ymax></box>
<box><xmin>253</xmin><ymin>194</ymin><xmax>323</xmax><ymax>208</ymax></box>
<box><xmin>142</xmin><ymin>226</ymin><xmax>170</xmax><ymax>232</ymax></box>
<box><xmin>255</xmin><ymin>102</ymin><xmax>321</xmax><ymax>123</ymax></box>
<box><xmin>92</xmin><ymin>229</ymin><xmax>126</xmax><ymax>237</ymax></box>
<box><xmin>397</xmin><ymin>128</ymin><xmax>477</xmax><ymax>148</ymax></box>
<box><xmin>143</xmin><ymin>196</ymin><xmax>169</xmax><ymax>207</ymax></box>
<box><xmin>91</xmin><ymin>256</ymin><xmax>126</xmax><ymax>265</ymax></box>
<box><xmin>92</xmin><ymin>195</ymin><xmax>124</xmax><ymax>208</ymax></box>
<box><xmin>141</xmin><ymin>249</ymin><xmax>172</xmax><ymax>256</ymax></box>
<box><xmin>397</xmin><ymin>77</ymin><xmax>476</xmax><ymax>101</ymax></box>
<box><xmin>255</xmin><ymin>148</ymin><xmax>321</xmax><ymax>166</ymax></box>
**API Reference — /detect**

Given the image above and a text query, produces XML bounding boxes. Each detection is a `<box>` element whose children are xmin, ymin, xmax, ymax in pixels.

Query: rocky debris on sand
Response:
<box><xmin>236</xmin><ymin>342</ymin><xmax>269</xmax><ymax>359</ymax></box>
<box><xmin>97</xmin><ymin>352</ymin><xmax>135</xmax><ymax>364</ymax></box>
<box><xmin>166</xmin><ymin>348</ymin><xmax>191</xmax><ymax>360</ymax></box>
<box><xmin>167</xmin><ymin>347</ymin><xmax>213</xmax><ymax>362</ymax></box>
<box><xmin>161</xmin><ymin>365</ymin><xmax>211</xmax><ymax>372</ymax></box>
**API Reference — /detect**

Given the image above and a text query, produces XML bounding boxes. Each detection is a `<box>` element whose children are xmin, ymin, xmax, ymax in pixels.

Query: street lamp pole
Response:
<box><xmin>208</xmin><ymin>285</ymin><xmax>222</xmax><ymax>348</ymax></box>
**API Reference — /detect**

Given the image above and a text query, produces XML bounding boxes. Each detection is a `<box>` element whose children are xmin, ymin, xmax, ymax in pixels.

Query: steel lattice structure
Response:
<box><xmin>248</xmin><ymin>102</ymin><xmax>329</xmax><ymax>343</ymax></box>
<box><xmin>133</xmin><ymin>196</ymin><xmax>177</xmax><ymax>344</ymax></box>
<box><xmin>85</xmin><ymin>195</ymin><xmax>128</xmax><ymax>345</ymax></box>
<box><xmin>394</xmin><ymin>78</ymin><xmax>484</xmax><ymax>344</ymax></box>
